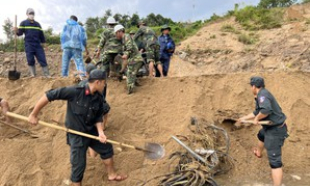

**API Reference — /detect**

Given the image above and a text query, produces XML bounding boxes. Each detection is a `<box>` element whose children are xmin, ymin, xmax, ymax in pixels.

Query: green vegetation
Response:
<box><xmin>238</xmin><ymin>33</ymin><xmax>259</xmax><ymax>45</ymax></box>
<box><xmin>258</xmin><ymin>0</ymin><xmax>296</xmax><ymax>8</ymax></box>
<box><xmin>302</xmin><ymin>0</ymin><xmax>310</xmax><ymax>3</ymax></box>
<box><xmin>234</xmin><ymin>5</ymin><xmax>284</xmax><ymax>30</ymax></box>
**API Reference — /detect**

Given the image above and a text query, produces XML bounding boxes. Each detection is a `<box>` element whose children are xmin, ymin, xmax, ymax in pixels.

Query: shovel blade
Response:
<box><xmin>8</xmin><ymin>70</ymin><xmax>21</xmax><ymax>80</ymax></box>
<box><xmin>144</xmin><ymin>142</ymin><xmax>165</xmax><ymax>160</ymax></box>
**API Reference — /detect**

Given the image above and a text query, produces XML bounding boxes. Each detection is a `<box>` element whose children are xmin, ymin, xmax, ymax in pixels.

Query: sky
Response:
<box><xmin>0</xmin><ymin>0</ymin><xmax>261</xmax><ymax>42</ymax></box>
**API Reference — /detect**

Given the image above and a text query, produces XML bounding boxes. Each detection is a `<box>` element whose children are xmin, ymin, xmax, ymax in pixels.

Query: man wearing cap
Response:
<box><xmin>129</xmin><ymin>30</ymin><xmax>136</xmax><ymax>39</ymax></box>
<box><xmin>238</xmin><ymin>76</ymin><xmax>288</xmax><ymax>186</ymax></box>
<box><xmin>28</xmin><ymin>69</ymin><xmax>127</xmax><ymax>185</ymax></box>
<box><xmin>114</xmin><ymin>24</ymin><xmax>144</xmax><ymax>94</ymax></box>
<box><xmin>134</xmin><ymin>20</ymin><xmax>164</xmax><ymax>77</ymax></box>
<box><xmin>96</xmin><ymin>17</ymin><xmax>123</xmax><ymax>77</ymax></box>
<box><xmin>13</xmin><ymin>8</ymin><xmax>50</xmax><ymax>77</ymax></box>
<box><xmin>157</xmin><ymin>25</ymin><xmax>175</xmax><ymax>77</ymax></box>
<box><xmin>61</xmin><ymin>15</ymin><xmax>88</xmax><ymax>77</ymax></box>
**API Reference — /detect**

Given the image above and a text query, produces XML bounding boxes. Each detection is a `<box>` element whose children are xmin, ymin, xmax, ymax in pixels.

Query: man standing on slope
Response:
<box><xmin>61</xmin><ymin>15</ymin><xmax>88</xmax><ymax>77</ymax></box>
<box><xmin>14</xmin><ymin>8</ymin><xmax>50</xmax><ymax>77</ymax></box>
<box><xmin>238</xmin><ymin>77</ymin><xmax>288</xmax><ymax>186</ymax></box>
<box><xmin>114</xmin><ymin>25</ymin><xmax>144</xmax><ymax>94</ymax></box>
<box><xmin>158</xmin><ymin>25</ymin><xmax>175</xmax><ymax>77</ymax></box>
<box><xmin>133</xmin><ymin>20</ymin><xmax>164</xmax><ymax>77</ymax></box>
<box><xmin>96</xmin><ymin>17</ymin><xmax>123</xmax><ymax>77</ymax></box>
<box><xmin>28</xmin><ymin>69</ymin><xmax>127</xmax><ymax>185</ymax></box>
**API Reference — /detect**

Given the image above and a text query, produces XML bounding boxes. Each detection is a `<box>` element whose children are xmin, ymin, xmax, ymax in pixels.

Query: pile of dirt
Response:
<box><xmin>172</xmin><ymin>15</ymin><xmax>310</xmax><ymax>77</ymax></box>
<box><xmin>0</xmin><ymin>71</ymin><xmax>310</xmax><ymax>186</ymax></box>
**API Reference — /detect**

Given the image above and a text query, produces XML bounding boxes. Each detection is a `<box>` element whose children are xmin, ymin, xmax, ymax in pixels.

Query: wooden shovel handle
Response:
<box><xmin>6</xmin><ymin>112</ymin><xmax>136</xmax><ymax>149</ymax></box>
<box><xmin>242</xmin><ymin>120</ymin><xmax>272</xmax><ymax>125</ymax></box>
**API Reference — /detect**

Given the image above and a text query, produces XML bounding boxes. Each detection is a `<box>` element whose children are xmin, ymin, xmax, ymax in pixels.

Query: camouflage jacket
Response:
<box><xmin>98</xmin><ymin>28</ymin><xmax>123</xmax><ymax>54</ymax></box>
<box><xmin>133</xmin><ymin>26</ymin><xmax>159</xmax><ymax>51</ymax></box>
<box><xmin>122</xmin><ymin>33</ymin><xmax>143</xmax><ymax>61</ymax></box>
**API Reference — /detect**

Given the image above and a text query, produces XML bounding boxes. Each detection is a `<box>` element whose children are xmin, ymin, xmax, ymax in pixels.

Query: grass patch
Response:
<box><xmin>235</xmin><ymin>6</ymin><xmax>284</xmax><ymax>30</ymax></box>
<box><xmin>221</xmin><ymin>24</ymin><xmax>236</xmax><ymax>33</ymax></box>
<box><xmin>238</xmin><ymin>33</ymin><xmax>259</xmax><ymax>45</ymax></box>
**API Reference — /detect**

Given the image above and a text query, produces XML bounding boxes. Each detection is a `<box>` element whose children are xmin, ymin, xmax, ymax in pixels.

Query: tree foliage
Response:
<box><xmin>3</xmin><ymin>18</ymin><xmax>13</xmax><ymax>41</ymax></box>
<box><xmin>258</xmin><ymin>0</ymin><xmax>297</xmax><ymax>8</ymax></box>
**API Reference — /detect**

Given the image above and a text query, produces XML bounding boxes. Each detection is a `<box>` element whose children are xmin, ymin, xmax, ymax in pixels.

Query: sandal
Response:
<box><xmin>108</xmin><ymin>174</ymin><xmax>128</xmax><ymax>182</ymax></box>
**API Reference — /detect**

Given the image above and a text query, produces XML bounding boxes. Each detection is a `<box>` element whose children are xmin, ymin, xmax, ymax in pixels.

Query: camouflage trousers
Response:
<box><xmin>127</xmin><ymin>58</ymin><xmax>144</xmax><ymax>88</ymax></box>
<box><xmin>97</xmin><ymin>52</ymin><xmax>121</xmax><ymax>74</ymax></box>
<box><xmin>145</xmin><ymin>44</ymin><xmax>161</xmax><ymax>65</ymax></box>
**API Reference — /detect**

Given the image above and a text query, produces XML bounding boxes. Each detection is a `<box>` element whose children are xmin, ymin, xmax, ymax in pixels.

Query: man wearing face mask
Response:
<box><xmin>14</xmin><ymin>8</ymin><xmax>50</xmax><ymax>77</ymax></box>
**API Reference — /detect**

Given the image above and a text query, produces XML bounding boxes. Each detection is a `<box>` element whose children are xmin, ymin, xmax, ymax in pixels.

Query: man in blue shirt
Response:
<box><xmin>14</xmin><ymin>8</ymin><xmax>50</xmax><ymax>77</ymax></box>
<box><xmin>61</xmin><ymin>15</ymin><xmax>89</xmax><ymax>77</ymax></box>
<box><xmin>158</xmin><ymin>25</ymin><xmax>175</xmax><ymax>77</ymax></box>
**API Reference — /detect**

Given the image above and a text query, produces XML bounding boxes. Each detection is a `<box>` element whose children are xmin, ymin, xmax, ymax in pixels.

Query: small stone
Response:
<box><xmin>62</xmin><ymin>179</ymin><xmax>71</xmax><ymax>185</ymax></box>
<box><xmin>116</xmin><ymin>147</ymin><xmax>122</xmax><ymax>152</ymax></box>
<box><xmin>4</xmin><ymin>57</ymin><xmax>10</xmax><ymax>63</ymax></box>
<box><xmin>291</xmin><ymin>174</ymin><xmax>301</xmax><ymax>180</ymax></box>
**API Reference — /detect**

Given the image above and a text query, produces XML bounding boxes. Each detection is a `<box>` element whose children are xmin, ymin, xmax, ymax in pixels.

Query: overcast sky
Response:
<box><xmin>0</xmin><ymin>0</ymin><xmax>260</xmax><ymax>42</ymax></box>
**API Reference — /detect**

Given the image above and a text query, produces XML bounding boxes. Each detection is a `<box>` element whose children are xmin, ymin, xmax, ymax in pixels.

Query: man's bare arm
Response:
<box><xmin>29</xmin><ymin>95</ymin><xmax>49</xmax><ymax>125</ymax></box>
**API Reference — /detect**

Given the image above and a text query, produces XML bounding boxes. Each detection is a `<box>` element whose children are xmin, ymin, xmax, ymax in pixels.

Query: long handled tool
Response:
<box><xmin>240</xmin><ymin>120</ymin><xmax>272</xmax><ymax>125</ymax></box>
<box><xmin>0</xmin><ymin>120</ymin><xmax>39</xmax><ymax>138</ymax></box>
<box><xmin>6</xmin><ymin>112</ymin><xmax>165</xmax><ymax>160</ymax></box>
<box><xmin>8</xmin><ymin>15</ymin><xmax>21</xmax><ymax>80</ymax></box>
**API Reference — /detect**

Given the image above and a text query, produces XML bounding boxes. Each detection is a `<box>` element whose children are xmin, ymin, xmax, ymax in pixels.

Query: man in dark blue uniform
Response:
<box><xmin>14</xmin><ymin>8</ymin><xmax>50</xmax><ymax>77</ymax></box>
<box><xmin>28</xmin><ymin>69</ymin><xmax>127</xmax><ymax>185</ymax></box>
<box><xmin>157</xmin><ymin>25</ymin><xmax>175</xmax><ymax>77</ymax></box>
<box><xmin>238</xmin><ymin>77</ymin><xmax>288</xmax><ymax>186</ymax></box>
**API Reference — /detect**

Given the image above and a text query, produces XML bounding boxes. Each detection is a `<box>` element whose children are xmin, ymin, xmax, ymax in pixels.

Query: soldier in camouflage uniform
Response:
<box><xmin>133</xmin><ymin>20</ymin><xmax>164</xmax><ymax>77</ymax></box>
<box><xmin>114</xmin><ymin>25</ymin><xmax>144</xmax><ymax>94</ymax></box>
<box><xmin>96</xmin><ymin>17</ymin><xmax>123</xmax><ymax>76</ymax></box>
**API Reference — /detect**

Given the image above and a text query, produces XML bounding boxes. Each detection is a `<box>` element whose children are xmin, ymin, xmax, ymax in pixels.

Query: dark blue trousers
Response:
<box><xmin>25</xmin><ymin>43</ymin><xmax>48</xmax><ymax>67</ymax></box>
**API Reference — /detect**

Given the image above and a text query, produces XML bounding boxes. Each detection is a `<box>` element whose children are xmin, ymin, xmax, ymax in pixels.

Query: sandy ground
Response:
<box><xmin>0</xmin><ymin>70</ymin><xmax>310</xmax><ymax>186</ymax></box>
<box><xmin>1</xmin><ymin>4</ymin><xmax>310</xmax><ymax>186</ymax></box>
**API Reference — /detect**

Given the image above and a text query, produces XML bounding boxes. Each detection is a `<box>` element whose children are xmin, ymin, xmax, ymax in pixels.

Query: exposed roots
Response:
<box><xmin>140</xmin><ymin>117</ymin><xmax>234</xmax><ymax>186</ymax></box>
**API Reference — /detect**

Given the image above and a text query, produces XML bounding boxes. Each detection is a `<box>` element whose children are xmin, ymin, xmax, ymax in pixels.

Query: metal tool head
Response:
<box><xmin>144</xmin><ymin>142</ymin><xmax>165</xmax><ymax>160</ymax></box>
<box><xmin>8</xmin><ymin>70</ymin><xmax>21</xmax><ymax>80</ymax></box>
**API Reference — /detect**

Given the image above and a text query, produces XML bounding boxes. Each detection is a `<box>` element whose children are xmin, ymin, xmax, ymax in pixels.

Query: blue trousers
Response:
<box><xmin>62</xmin><ymin>48</ymin><xmax>86</xmax><ymax>77</ymax></box>
<box><xmin>25</xmin><ymin>43</ymin><xmax>48</xmax><ymax>67</ymax></box>
<box><xmin>156</xmin><ymin>58</ymin><xmax>171</xmax><ymax>77</ymax></box>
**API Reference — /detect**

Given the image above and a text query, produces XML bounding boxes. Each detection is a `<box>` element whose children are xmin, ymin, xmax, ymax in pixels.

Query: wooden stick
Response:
<box><xmin>6</xmin><ymin>112</ymin><xmax>138</xmax><ymax>150</ymax></box>
<box><xmin>241</xmin><ymin>120</ymin><xmax>272</xmax><ymax>125</ymax></box>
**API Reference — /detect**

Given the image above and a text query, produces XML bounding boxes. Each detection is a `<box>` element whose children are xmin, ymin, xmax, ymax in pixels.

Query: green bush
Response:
<box><xmin>221</xmin><ymin>24</ymin><xmax>236</xmax><ymax>33</ymax></box>
<box><xmin>238</xmin><ymin>33</ymin><xmax>259</xmax><ymax>45</ymax></box>
<box><xmin>235</xmin><ymin>5</ymin><xmax>284</xmax><ymax>30</ymax></box>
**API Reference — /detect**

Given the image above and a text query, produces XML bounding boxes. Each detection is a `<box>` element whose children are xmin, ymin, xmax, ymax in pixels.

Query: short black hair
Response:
<box><xmin>70</xmin><ymin>15</ymin><xmax>78</xmax><ymax>22</ymax></box>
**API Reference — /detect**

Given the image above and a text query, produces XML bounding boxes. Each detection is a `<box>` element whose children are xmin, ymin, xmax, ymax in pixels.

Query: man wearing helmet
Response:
<box><xmin>96</xmin><ymin>17</ymin><xmax>123</xmax><ymax>77</ymax></box>
<box><xmin>133</xmin><ymin>20</ymin><xmax>164</xmax><ymax>77</ymax></box>
<box><xmin>114</xmin><ymin>25</ymin><xmax>144</xmax><ymax>94</ymax></box>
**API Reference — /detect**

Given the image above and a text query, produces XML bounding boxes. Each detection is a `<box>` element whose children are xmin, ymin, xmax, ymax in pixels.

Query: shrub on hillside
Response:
<box><xmin>235</xmin><ymin>6</ymin><xmax>284</xmax><ymax>30</ymax></box>
<box><xmin>238</xmin><ymin>33</ymin><xmax>259</xmax><ymax>45</ymax></box>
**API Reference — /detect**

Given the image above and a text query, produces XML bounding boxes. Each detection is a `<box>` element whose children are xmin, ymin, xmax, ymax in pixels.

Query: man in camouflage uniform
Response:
<box><xmin>133</xmin><ymin>20</ymin><xmax>164</xmax><ymax>77</ymax></box>
<box><xmin>114</xmin><ymin>25</ymin><xmax>144</xmax><ymax>94</ymax></box>
<box><xmin>96</xmin><ymin>17</ymin><xmax>123</xmax><ymax>76</ymax></box>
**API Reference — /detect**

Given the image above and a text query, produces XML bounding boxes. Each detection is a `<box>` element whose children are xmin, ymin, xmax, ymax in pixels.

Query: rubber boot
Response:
<box><xmin>42</xmin><ymin>66</ymin><xmax>51</xmax><ymax>78</ymax></box>
<box><xmin>29</xmin><ymin>66</ymin><xmax>36</xmax><ymax>77</ymax></box>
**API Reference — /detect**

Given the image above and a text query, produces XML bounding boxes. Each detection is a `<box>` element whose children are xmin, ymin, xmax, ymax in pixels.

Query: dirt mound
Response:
<box><xmin>0</xmin><ymin>71</ymin><xmax>310</xmax><ymax>186</ymax></box>
<box><xmin>172</xmin><ymin>16</ymin><xmax>310</xmax><ymax>77</ymax></box>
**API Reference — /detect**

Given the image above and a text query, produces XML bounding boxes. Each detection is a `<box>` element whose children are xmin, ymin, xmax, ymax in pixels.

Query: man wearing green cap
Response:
<box><xmin>28</xmin><ymin>69</ymin><xmax>127</xmax><ymax>185</ymax></box>
<box><xmin>238</xmin><ymin>76</ymin><xmax>288</xmax><ymax>186</ymax></box>
<box><xmin>157</xmin><ymin>25</ymin><xmax>175</xmax><ymax>77</ymax></box>
<box><xmin>134</xmin><ymin>20</ymin><xmax>164</xmax><ymax>77</ymax></box>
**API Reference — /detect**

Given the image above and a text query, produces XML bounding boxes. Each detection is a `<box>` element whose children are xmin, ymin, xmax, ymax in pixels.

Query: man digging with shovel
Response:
<box><xmin>237</xmin><ymin>77</ymin><xmax>288</xmax><ymax>186</ymax></box>
<box><xmin>28</xmin><ymin>69</ymin><xmax>127</xmax><ymax>185</ymax></box>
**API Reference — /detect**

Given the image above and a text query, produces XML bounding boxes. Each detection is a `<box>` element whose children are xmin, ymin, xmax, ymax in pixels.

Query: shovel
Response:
<box><xmin>8</xmin><ymin>15</ymin><xmax>21</xmax><ymax>80</ymax></box>
<box><xmin>6</xmin><ymin>112</ymin><xmax>165</xmax><ymax>160</ymax></box>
